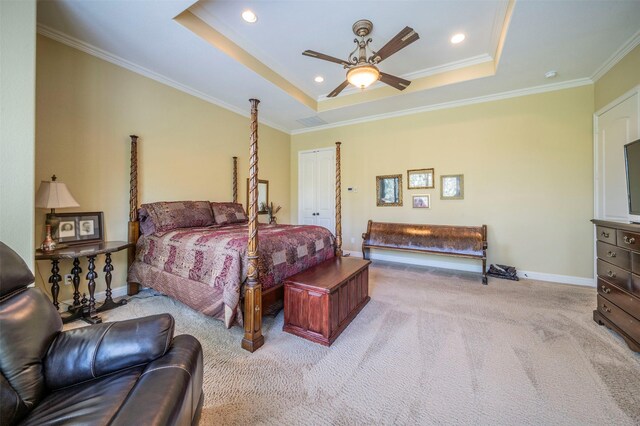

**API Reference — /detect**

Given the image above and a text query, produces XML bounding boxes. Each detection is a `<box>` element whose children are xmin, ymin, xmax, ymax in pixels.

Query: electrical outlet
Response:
<box><xmin>350</xmin><ymin>237</ymin><xmax>355</xmax><ymax>244</ymax></box>
<box><xmin>64</xmin><ymin>274</ymin><xmax>73</xmax><ymax>286</ymax></box>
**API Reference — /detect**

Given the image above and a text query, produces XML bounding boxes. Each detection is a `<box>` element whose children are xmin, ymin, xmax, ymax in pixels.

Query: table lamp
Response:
<box><xmin>35</xmin><ymin>175</ymin><xmax>79</xmax><ymax>244</ymax></box>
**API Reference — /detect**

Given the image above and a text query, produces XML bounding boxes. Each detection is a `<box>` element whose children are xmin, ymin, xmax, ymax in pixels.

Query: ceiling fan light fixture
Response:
<box><xmin>347</xmin><ymin>64</ymin><xmax>380</xmax><ymax>89</ymax></box>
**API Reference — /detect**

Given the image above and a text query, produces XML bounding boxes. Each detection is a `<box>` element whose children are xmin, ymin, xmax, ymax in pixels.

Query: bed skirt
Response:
<box><xmin>128</xmin><ymin>262</ymin><xmax>242</xmax><ymax>327</ymax></box>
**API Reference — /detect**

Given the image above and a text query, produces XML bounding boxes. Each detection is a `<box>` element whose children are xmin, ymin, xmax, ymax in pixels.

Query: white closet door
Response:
<box><xmin>298</xmin><ymin>148</ymin><xmax>336</xmax><ymax>233</ymax></box>
<box><xmin>315</xmin><ymin>149</ymin><xmax>335</xmax><ymax>232</ymax></box>
<box><xmin>595</xmin><ymin>91</ymin><xmax>639</xmax><ymax>220</ymax></box>
<box><xmin>299</xmin><ymin>152</ymin><xmax>317</xmax><ymax>226</ymax></box>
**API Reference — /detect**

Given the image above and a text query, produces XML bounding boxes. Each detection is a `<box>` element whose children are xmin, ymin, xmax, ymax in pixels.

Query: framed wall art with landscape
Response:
<box><xmin>407</xmin><ymin>168</ymin><xmax>434</xmax><ymax>189</ymax></box>
<box><xmin>440</xmin><ymin>174</ymin><xmax>464</xmax><ymax>200</ymax></box>
<box><xmin>376</xmin><ymin>174</ymin><xmax>403</xmax><ymax>206</ymax></box>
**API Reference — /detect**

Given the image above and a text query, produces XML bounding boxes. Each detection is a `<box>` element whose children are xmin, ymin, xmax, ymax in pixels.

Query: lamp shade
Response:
<box><xmin>35</xmin><ymin>177</ymin><xmax>79</xmax><ymax>209</ymax></box>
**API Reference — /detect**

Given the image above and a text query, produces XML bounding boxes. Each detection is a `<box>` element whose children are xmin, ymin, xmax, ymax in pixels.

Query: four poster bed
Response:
<box><xmin>126</xmin><ymin>100</ymin><xmax>344</xmax><ymax>352</ymax></box>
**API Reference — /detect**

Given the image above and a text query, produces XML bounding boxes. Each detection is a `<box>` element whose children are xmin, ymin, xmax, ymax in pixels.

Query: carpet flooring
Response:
<box><xmin>82</xmin><ymin>262</ymin><xmax>640</xmax><ymax>425</ymax></box>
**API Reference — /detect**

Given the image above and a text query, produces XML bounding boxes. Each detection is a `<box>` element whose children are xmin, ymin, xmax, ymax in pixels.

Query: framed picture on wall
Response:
<box><xmin>376</xmin><ymin>174</ymin><xmax>403</xmax><ymax>206</ymax></box>
<box><xmin>440</xmin><ymin>174</ymin><xmax>464</xmax><ymax>200</ymax></box>
<box><xmin>407</xmin><ymin>168</ymin><xmax>434</xmax><ymax>189</ymax></box>
<box><xmin>49</xmin><ymin>212</ymin><xmax>104</xmax><ymax>245</ymax></box>
<box><xmin>246</xmin><ymin>178</ymin><xmax>269</xmax><ymax>214</ymax></box>
<box><xmin>412</xmin><ymin>195</ymin><xmax>431</xmax><ymax>208</ymax></box>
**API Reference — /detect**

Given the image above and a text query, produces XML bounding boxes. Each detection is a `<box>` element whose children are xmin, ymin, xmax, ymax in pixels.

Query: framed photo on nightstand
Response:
<box><xmin>49</xmin><ymin>212</ymin><xmax>104</xmax><ymax>245</ymax></box>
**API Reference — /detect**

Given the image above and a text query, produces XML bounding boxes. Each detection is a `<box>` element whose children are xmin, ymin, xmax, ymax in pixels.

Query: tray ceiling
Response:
<box><xmin>37</xmin><ymin>0</ymin><xmax>640</xmax><ymax>133</ymax></box>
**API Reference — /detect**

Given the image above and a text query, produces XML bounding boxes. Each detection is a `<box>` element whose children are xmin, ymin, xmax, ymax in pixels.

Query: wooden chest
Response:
<box><xmin>283</xmin><ymin>257</ymin><xmax>371</xmax><ymax>346</ymax></box>
<box><xmin>592</xmin><ymin>219</ymin><xmax>640</xmax><ymax>352</ymax></box>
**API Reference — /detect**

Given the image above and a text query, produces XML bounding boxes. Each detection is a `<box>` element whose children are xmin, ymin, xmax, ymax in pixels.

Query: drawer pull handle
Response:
<box><xmin>607</xmin><ymin>271</ymin><xmax>616</xmax><ymax>278</ymax></box>
<box><xmin>601</xmin><ymin>231</ymin><xmax>610</xmax><ymax>238</ymax></box>
<box><xmin>623</xmin><ymin>236</ymin><xmax>636</xmax><ymax>245</ymax></box>
<box><xmin>602</xmin><ymin>304</ymin><xmax>612</xmax><ymax>313</ymax></box>
<box><xmin>601</xmin><ymin>286</ymin><xmax>611</xmax><ymax>294</ymax></box>
<box><xmin>606</xmin><ymin>251</ymin><xmax>616</xmax><ymax>258</ymax></box>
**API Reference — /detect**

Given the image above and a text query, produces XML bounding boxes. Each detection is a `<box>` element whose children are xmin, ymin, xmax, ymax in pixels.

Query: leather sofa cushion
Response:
<box><xmin>109</xmin><ymin>335</ymin><xmax>203</xmax><ymax>426</ymax></box>
<box><xmin>0</xmin><ymin>289</ymin><xmax>62</xmax><ymax>417</ymax></box>
<box><xmin>20</xmin><ymin>366</ymin><xmax>144</xmax><ymax>425</ymax></box>
<box><xmin>45</xmin><ymin>314</ymin><xmax>174</xmax><ymax>390</ymax></box>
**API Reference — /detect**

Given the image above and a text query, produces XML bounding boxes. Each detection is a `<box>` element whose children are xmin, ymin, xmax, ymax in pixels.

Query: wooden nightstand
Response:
<box><xmin>36</xmin><ymin>241</ymin><xmax>133</xmax><ymax>324</ymax></box>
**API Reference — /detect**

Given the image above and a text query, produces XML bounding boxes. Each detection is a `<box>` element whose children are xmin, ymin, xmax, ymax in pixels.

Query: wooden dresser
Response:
<box><xmin>592</xmin><ymin>219</ymin><xmax>640</xmax><ymax>352</ymax></box>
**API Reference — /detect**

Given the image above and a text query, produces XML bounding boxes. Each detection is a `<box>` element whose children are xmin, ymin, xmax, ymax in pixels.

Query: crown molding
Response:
<box><xmin>36</xmin><ymin>24</ymin><xmax>291</xmax><ymax>135</ymax></box>
<box><xmin>292</xmin><ymin>78</ymin><xmax>593</xmax><ymax>135</ymax></box>
<box><xmin>591</xmin><ymin>29</ymin><xmax>640</xmax><ymax>82</ymax></box>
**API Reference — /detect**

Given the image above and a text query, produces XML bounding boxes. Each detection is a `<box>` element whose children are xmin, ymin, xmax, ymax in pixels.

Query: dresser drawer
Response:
<box><xmin>633</xmin><ymin>252</ymin><xmax>640</xmax><ymax>275</ymax></box>
<box><xmin>598</xmin><ymin>278</ymin><xmax>640</xmax><ymax>321</ymax></box>
<box><xmin>597</xmin><ymin>259</ymin><xmax>631</xmax><ymax>290</ymax></box>
<box><xmin>596</xmin><ymin>226</ymin><xmax>616</xmax><ymax>244</ymax></box>
<box><xmin>617</xmin><ymin>230</ymin><xmax>640</xmax><ymax>251</ymax></box>
<box><xmin>597</xmin><ymin>295</ymin><xmax>640</xmax><ymax>343</ymax></box>
<box><xmin>596</xmin><ymin>241</ymin><xmax>631</xmax><ymax>270</ymax></box>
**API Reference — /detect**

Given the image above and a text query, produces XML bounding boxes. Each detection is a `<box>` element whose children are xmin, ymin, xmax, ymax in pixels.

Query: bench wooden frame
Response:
<box><xmin>362</xmin><ymin>220</ymin><xmax>488</xmax><ymax>284</ymax></box>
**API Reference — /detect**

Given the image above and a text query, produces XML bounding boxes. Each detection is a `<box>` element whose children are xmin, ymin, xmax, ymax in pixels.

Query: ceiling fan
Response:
<box><xmin>302</xmin><ymin>19</ymin><xmax>419</xmax><ymax>98</ymax></box>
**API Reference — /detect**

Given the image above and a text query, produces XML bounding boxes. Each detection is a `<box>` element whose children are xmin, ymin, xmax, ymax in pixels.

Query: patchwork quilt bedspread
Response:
<box><xmin>128</xmin><ymin>223</ymin><xmax>335</xmax><ymax>327</ymax></box>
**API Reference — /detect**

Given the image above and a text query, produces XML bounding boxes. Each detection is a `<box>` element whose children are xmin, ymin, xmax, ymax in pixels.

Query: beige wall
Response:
<box><xmin>594</xmin><ymin>44</ymin><xmax>640</xmax><ymax>111</ymax></box>
<box><xmin>35</xmin><ymin>35</ymin><xmax>290</xmax><ymax>301</ymax></box>
<box><xmin>0</xmin><ymin>0</ymin><xmax>36</xmax><ymax>269</ymax></box>
<box><xmin>291</xmin><ymin>86</ymin><xmax>594</xmax><ymax>279</ymax></box>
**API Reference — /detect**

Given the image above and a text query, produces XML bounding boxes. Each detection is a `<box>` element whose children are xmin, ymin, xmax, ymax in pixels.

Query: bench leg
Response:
<box><xmin>482</xmin><ymin>258</ymin><xmax>488</xmax><ymax>285</ymax></box>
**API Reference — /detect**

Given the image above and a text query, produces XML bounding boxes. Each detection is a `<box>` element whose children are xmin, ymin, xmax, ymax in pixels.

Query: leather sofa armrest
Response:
<box><xmin>109</xmin><ymin>334</ymin><xmax>204</xmax><ymax>426</ymax></box>
<box><xmin>44</xmin><ymin>313</ymin><xmax>175</xmax><ymax>390</ymax></box>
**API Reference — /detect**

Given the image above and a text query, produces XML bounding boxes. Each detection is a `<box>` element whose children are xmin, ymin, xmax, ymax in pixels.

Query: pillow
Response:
<box><xmin>211</xmin><ymin>202</ymin><xmax>248</xmax><ymax>225</ymax></box>
<box><xmin>138</xmin><ymin>207</ymin><xmax>156</xmax><ymax>235</ymax></box>
<box><xmin>140</xmin><ymin>201</ymin><xmax>214</xmax><ymax>233</ymax></box>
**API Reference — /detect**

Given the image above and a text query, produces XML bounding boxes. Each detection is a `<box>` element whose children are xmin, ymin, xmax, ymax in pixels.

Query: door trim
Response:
<box><xmin>593</xmin><ymin>85</ymin><xmax>640</xmax><ymax>221</ymax></box>
<box><xmin>297</xmin><ymin>147</ymin><xmax>336</xmax><ymax>230</ymax></box>
<box><xmin>593</xmin><ymin>85</ymin><xmax>640</xmax><ymax>283</ymax></box>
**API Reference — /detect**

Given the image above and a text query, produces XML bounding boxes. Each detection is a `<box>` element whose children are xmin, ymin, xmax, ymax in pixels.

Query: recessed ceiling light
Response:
<box><xmin>314</xmin><ymin>76</ymin><xmax>324</xmax><ymax>83</ymax></box>
<box><xmin>451</xmin><ymin>33</ymin><xmax>465</xmax><ymax>44</ymax></box>
<box><xmin>545</xmin><ymin>70</ymin><xmax>557</xmax><ymax>79</ymax></box>
<box><xmin>241</xmin><ymin>10</ymin><xmax>257</xmax><ymax>23</ymax></box>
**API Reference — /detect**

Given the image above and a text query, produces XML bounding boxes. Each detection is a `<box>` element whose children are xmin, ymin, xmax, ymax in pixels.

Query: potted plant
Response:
<box><xmin>260</xmin><ymin>202</ymin><xmax>281</xmax><ymax>225</ymax></box>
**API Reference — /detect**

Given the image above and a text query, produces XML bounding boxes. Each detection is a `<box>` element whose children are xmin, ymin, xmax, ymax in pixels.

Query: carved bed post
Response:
<box><xmin>232</xmin><ymin>156</ymin><xmax>238</xmax><ymax>203</ymax></box>
<box><xmin>127</xmin><ymin>135</ymin><xmax>141</xmax><ymax>296</ymax></box>
<box><xmin>242</xmin><ymin>99</ymin><xmax>264</xmax><ymax>352</ymax></box>
<box><xmin>335</xmin><ymin>142</ymin><xmax>343</xmax><ymax>257</ymax></box>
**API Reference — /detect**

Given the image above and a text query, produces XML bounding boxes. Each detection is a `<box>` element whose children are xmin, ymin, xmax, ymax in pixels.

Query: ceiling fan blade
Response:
<box><xmin>371</xmin><ymin>26</ymin><xmax>420</xmax><ymax>63</ymax></box>
<box><xmin>302</xmin><ymin>50</ymin><xmax>351</xmax><ymax>67</ymax></box>
<box><xmin>327</xmin><ymin>80</ymin><xmax>350</xmax><ymax>98</ymax></box>
<box><xmin>379</xmin><ymin>72</ymin><xmax>411</xmax><ymax>91</ymax></box>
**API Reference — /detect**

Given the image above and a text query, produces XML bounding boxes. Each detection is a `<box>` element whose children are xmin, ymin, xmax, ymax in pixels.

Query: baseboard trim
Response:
<box><xmin>60</xmin><ymin>285</ymin><xmax>128</xmax><ymax>307</ymax></box>
<box><xmin>344</xmin><ymin>250</ymin><xmax>595</xmax><ymax>287</ymax></box>
<box><xmin>516</xmin><ymin>271</ymin><xmax>595</xmax><ymax>287</ymax></box>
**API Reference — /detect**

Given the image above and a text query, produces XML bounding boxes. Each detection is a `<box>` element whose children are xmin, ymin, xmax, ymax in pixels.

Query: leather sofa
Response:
<box><xmin>0</xmin><ymin>242</ymin><xmax>204</xmax><ymax>425</ymax></box>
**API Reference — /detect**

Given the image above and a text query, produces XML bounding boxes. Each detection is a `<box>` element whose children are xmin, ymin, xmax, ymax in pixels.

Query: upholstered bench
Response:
<box><xmin>283</xmin><ymin>257</ymin><xmax>371</xmax><ymax>346</ymax></box>
<box><xmin>362</xmin><ymin>220</ymin><xmax>488</xmax><ymax>284</ymax></box>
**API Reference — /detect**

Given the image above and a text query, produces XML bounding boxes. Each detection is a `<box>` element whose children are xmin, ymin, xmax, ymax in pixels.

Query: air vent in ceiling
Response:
<box><xmin>296</xmin><ymin>116</ymin><xmax>328</xmax><ymax>127</ymax></box>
